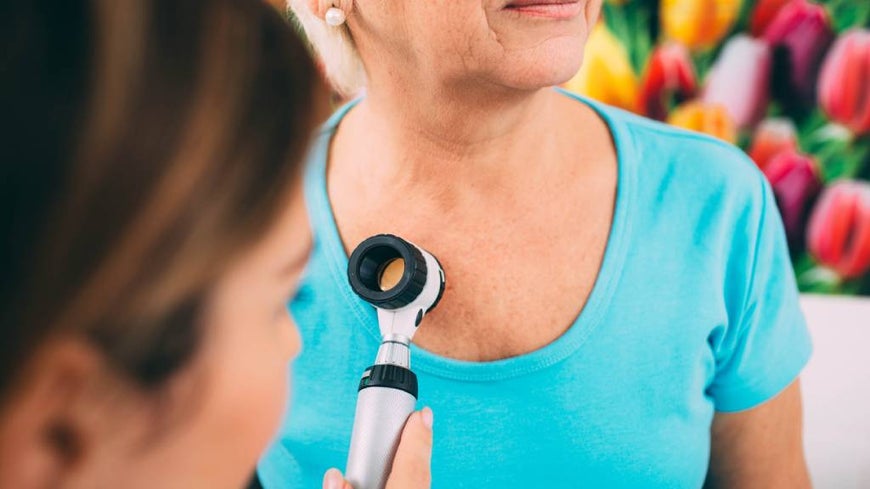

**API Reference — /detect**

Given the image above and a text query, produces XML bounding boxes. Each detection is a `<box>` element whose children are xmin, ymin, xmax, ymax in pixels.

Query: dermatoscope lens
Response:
<box><xmin>348</xmin><ymin>234</ymin><xmax>431</xmax><ymax>310</ymax></box>
<box><xmin>377</xmin><ymin>258</ymin><xmax>405</xmax><ymax>291</ymax></box>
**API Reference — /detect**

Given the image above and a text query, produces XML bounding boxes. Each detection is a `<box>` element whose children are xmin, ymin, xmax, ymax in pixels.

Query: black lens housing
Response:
<box><xmin>348</xmin><ymin>234</ymin><xmax>427</xmax><ymax>309</ymax></box>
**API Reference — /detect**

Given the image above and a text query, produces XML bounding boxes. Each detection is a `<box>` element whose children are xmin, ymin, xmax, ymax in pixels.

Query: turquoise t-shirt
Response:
<box><xmin>258</xmin><ymin>90</ymin><xmax>812</xmax><ymax>488</ymax></box>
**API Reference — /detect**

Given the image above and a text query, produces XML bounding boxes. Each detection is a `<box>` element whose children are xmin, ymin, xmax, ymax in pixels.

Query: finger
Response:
<box><xmin>385</xmin><ymin>408</ymin><xmax>434</xmax><ymax>489</ymax></box>
<box><xmin>322</xmin><ymin>468</ymin><xmax>353</xmax><ymax>489</ymax></box>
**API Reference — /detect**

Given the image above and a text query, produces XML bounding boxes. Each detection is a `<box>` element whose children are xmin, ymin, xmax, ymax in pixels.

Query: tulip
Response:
<box><xmin>750</xmin><ymin>0</ymin><xmax>791</xmax><ymax>36</ymax></box>
<box><xmin>763</xmin><ymin>150</ymin><xmax>822</xmax><ymax>248</ymax></box>
<box><xmin>564</xmin><ymin>23</ymin><xmax>638</xmax><ymax>112</ymax></box>
<box><xmin>703</xmin><ymin>35</ymin><xmax>772</xmax><ymax>129</ymax></box>
<box><xmin>763</xmin><ymin>0</ymin><xmax>834</xmax><ymax>108</ymax></box>
<box><xmin>660</xmin><ymin>0</ymin><xmax>742</xmax><ymax>51</ymax></box>
<box><xmin>807</xmin><ymin>180</ymin><xmax>870</xmax><ymax>279</ymax></box>
<box><xmin>638</xmin><ymin>43</ymin><xmax>697</xmax><ymax>121</ymax></box>
<box><xmin>666</xmin><ymin>101</ymin><xmax>737</xmax><ymax>143</ymax></box>
<box><xmin>747</xmin><ymin>118</ymin><xmax>799</xmax><ymax>171</ymax></box>
<box><xmin>817</xmin><ymin>29</ymin><xmax>870</xmax><ymax>135</ymax></box>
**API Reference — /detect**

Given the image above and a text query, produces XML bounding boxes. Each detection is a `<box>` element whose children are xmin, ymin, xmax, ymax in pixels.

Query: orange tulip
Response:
<box><xmin>661</xmin><ymin>0</ymin><xmax>743</xmax><ymax>50</ymax></box>
<box><xmin>667</xmin><ymin>101</ymin><xmax>737</xmax><ymax>143</ymax></box>
<box><xmin>564</xmin><ymin>23</ymin><xmax>638</xmax><ymax>112</ymax></box>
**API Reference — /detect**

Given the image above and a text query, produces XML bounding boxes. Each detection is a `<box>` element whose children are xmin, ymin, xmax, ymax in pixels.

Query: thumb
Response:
<box><xmin>385</xmin><ymin>408</ymin><xmax>434</xmax><ymax>489</ymax></box>
<box><xmin>322</xmin><ymin>468</ymin><xmax>353</xmax><ymax>489</ymax></box>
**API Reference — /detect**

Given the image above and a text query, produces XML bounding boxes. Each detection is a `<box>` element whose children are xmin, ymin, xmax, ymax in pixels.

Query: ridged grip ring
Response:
<box><xmin>347</xmin><ymin>234</ymin><xmax>428</xmax><ymax>309</ymax></box>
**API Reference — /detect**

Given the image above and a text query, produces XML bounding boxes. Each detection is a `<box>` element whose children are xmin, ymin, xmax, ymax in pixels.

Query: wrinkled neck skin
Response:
<box><xmin>335</xmin><ymin>66</ymin><xmax>582</xmax><ymax>199</ymax></box>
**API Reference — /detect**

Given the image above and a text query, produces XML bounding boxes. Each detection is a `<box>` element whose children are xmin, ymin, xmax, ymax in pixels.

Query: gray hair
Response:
<box><xmin>288</xmin><ymin>0</ymin><xmax>366</xmax><ymax>96</ymax></box>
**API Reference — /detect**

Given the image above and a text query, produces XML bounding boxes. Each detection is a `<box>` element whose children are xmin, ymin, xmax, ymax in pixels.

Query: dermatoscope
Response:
<box><xmin>344</xmin><ymin>234</ymin><xmax>445</xmax><ymax>489</ymax></box>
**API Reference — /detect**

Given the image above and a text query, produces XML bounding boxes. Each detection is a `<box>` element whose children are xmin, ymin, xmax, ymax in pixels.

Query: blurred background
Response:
<box><xmin>564</xmin><ymin>0</ymin><xmax>870</xmax><ymax>297</ymax></box>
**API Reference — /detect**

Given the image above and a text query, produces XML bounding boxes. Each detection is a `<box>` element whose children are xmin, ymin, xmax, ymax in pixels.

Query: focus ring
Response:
<box><xmin>358</xmin><ymin>364</ymin><xmax>418</xmax><ymax>398</ymax></box>
<box><xmin>347</xmin><ymin>234</ymin><xmax>428</xmax><ymax>309</ymax></box>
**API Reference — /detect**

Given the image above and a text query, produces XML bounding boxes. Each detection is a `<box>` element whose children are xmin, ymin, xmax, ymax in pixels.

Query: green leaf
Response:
<box><xmin>792</xmin><ymin>253</ymin><xmax>818</xmax><ymax>276</ymax></box>
<box><xmin>692</xmin><ymin>49</ymin><xmax>716</xmax><ymax>82</ymax></box>
<box><xmin>603</xmin><ymin>3</ymin><xmax>656</xmax><ymax>76</ymax></box>
<box><xmin>627</xmin><ymin>7</ymin><xmax>654</xmax><ymax>76</ymax></box>
<box><xmin>603</xmin><ymin>4</ymin><xmax>632</xmax><ymax>53</ymax></box>
<box><xmin>854</xmin><ymin>137</ymin><xmax>870</xmax><ymax>180</ymax></box>
<box><xmin>840</xmin><ymin>280</ymin><xmax>865</xmax><ymax>296</ymax></box>
<box><xmin>733</xmin><ymin>0</ymin><xmax>760</xmax><ymax>37</ymax></box>
<box><xmin>796</xmin><ymin>109</ymin><xmax>831</xmax><ymax>146</ymax></box>
<box><xmin>818</xmin><ymin>0</ymin><xmax>870</xmax><ymax>32</ymax></box>
<box><xmin>797</xmin><ymin>266</ymin><xmax>843</xmax><ymax>294</ymax></box>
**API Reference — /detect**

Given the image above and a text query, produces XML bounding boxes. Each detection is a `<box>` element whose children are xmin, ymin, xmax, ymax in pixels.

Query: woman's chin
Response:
<box><xmin>487</xmin><ymin>55</ymin><xmax>584</xmax><ymax>92</ymax></box>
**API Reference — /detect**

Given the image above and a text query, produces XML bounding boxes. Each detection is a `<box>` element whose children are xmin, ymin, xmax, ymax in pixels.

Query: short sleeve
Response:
<box><xmin>708</xmin><ymin>173</ymin><xmax>813</xmax><ymax>412</ymax></box>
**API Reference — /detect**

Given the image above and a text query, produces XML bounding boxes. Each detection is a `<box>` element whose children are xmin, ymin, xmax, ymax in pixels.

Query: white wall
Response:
<box><xmin>800</xmin><ymin>294</ymin><xmax>870</xmax><ymax>488</ymax></box>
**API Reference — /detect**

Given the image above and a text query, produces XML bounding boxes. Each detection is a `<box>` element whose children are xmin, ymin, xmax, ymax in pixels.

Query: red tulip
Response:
<box><xmin>703</xmin><ymin>35</ymin><xmax>772</xmax><ymax>128</ymax></box>
<box><xmin>638</xmin><ymin>43</ymin><xmax>697</xmax><ymax>121</ymax></box>
<box><xmin>747</xmin><ymin>118</ymin><xmax>799</xmax><ymax>170</ymax></box>
<box><xmin>807</xmin><ymin>181</ymin><xmax>870</xmax><ymax>279</ymax></box>
<box><xmin>763</xmin><ymin>0</ymin><xmax>834</xmax><ymax>107</ymax></box>
<box><xmin>817</xmin><ymin>29</ymin><xmax>870</xmax><ymax>135</ymax></box>
<box><xmin>763</xmin><ymin>150</ymin><xmax>822</xmax><ymax>247</ymax></box>
<box><xmin>750</xmin><ymin>0</ymin><xmax>791</xmax><ymax>36</ymax></box>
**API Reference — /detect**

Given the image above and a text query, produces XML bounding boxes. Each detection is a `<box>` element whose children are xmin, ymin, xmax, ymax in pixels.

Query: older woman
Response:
<box><xmin>259</xmin><ymin>1</ymin><xmax>812</xmax><ymax>488</ymax></box>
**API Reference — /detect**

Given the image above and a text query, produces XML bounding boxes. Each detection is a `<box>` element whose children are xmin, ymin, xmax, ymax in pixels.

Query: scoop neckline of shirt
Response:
<box><xmin>303</xmin><ymin>88</ymin><xmax>636</xmax><ymax>382</ymax></box>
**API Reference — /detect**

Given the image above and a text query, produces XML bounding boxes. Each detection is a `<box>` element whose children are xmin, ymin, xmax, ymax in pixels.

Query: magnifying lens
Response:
<box><xmin>344</xmin><ymin>234</ymin><xmax>445</xmax><ymax>489</ymax></box>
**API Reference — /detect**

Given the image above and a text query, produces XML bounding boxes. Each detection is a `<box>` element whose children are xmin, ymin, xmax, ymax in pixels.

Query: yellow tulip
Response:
<box><xmin>661</xmin><ymin>0</ymin><xmax>742</xmax><ymax>50</ymax></box>
<box><xmin>564</xmin><ymin>23</ymin><xmax>638</xmax><ymax>112</ymax></box>
<box><xmin>666</xmin><ymin>101</ymin><xmax>737</xmax><ymax>143</ymax></box>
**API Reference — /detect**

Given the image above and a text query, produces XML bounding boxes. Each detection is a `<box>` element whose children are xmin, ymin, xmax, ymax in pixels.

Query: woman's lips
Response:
<box><xmin>503</xmin><ymin>1</ymin><xmax>584</xmax><ymax>19</ymax></box>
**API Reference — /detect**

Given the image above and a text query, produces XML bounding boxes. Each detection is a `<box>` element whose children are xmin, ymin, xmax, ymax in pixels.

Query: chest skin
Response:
<box><xmin>326</xmin><ymin>101</ymin><xmax>618</xmax><ymax>362</ymax></box>
<box><xmin>337</xmin><ymin>194</ymin><xmax>614</xmax><ymax>362</ymax></box>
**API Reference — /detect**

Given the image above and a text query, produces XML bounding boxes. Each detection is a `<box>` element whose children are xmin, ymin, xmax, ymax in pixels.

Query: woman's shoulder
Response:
<box><xmin>589</xmin><ymin>98</ymin><xmax>768</xmax><ymax>213</ymax></box>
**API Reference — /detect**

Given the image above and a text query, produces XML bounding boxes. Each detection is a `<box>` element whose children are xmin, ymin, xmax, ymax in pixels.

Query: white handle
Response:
<box><xmin>345</xmin><ymin>386</ymin><xmax>417</xmax><ymax>489</ymax></box>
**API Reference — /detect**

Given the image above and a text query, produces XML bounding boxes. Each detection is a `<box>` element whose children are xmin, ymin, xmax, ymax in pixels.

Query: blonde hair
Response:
<box><xmin>288</xmin><ymin>0</ymin><xmax>366</xmax><ymax>96</ymax></box>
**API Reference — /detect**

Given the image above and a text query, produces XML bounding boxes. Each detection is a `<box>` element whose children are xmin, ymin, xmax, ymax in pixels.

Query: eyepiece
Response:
<box><xmin>348</xmin><ymin>234</ymin><xmax>428</xmax><ymax>310</ymax></box>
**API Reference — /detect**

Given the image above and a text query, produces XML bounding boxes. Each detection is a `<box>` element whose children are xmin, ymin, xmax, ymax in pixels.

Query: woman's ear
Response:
<box><xmin>0</xmin><ymin>339</ymin><xmax>109</xmax><ymax>489</ymax></box>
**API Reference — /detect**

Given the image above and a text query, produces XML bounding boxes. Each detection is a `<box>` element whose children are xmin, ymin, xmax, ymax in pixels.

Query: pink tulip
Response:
<box><xmin>817</xmin><ymin>29</ymin><xmax>870</xmax><ymax>135</ymax></box>
<box><xmin>703</xmin><ymin>35</ymin><xmax>772</xmax><ymax>129</ymax></box>
<box><xmin>747</xmin><ymin>118</ymin><xmax>799</xmax><ymax>171</ymax></box>
<box><xmin>638</xmin><ymin>43</ymin><xmax>697</xmax><ymax>121</ymax></box>
<box><xmin>807</xmin><ymin>181</ymin><xmax>870</xmax><ymax>279</ymax></box>
<box><xmin>763</xmin><ymin>0</ymin><xmax>834</xmax><ymax>107</ymax></box>
<box><xmin>763</xmin><ymin>150</ymin><xmax>822</xmax><ymax>247</ymax></box>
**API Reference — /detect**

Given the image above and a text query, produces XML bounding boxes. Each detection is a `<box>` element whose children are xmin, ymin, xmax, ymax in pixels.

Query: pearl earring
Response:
<box><xmin>325</xmin><ymin>7</ymin><xmax>346</xmax><ymax>26</ymax></box>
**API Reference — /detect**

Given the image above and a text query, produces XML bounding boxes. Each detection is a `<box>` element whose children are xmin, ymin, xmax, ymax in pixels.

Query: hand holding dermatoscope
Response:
<box><xmin>344</xmin><ymin>234</ymin><xmax>445</xmax><ymax>489</ymax></box>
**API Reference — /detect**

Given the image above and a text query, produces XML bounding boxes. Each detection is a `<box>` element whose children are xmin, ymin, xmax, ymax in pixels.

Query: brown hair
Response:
<box><xmin>0</xmin><ymin>0</ymin><xmax>321</xmax><ymax>397</ymax></box>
